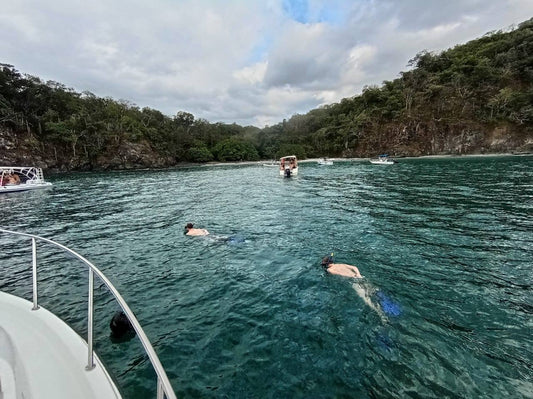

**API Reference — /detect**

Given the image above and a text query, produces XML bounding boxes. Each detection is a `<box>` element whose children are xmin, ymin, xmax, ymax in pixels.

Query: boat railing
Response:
<box><xmin>34</xmin><ymin>167</ymin><xmax>45</xmax><ymax>181</ymax></box>
<box><xmin>0</xmin><ymin>228</ymin><xmax>177</xmax><ymax>399</ymax></box>
<box><xmin>0</xmin><ymin>166</ymin><xmax>44</xmax><ymax>183</ymax></box>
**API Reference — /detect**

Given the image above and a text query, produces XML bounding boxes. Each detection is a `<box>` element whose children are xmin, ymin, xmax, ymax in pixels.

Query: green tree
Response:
<box><xmin>276</xmin><ymin>144</ymin><xmax>306</xmax><ymax>159</ymax></box>
<box><xmin>187</xmin><ymin>145</ymin><xmax>214</xmax><ymax>162</ymax></box>
<box><xmin>213</xmin><ymin>139</ymin><xmax>259</xmax><ymax>161</ymax></box>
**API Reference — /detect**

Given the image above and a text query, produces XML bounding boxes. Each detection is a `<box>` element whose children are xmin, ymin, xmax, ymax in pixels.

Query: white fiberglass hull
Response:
<box><xmin>0</xmin><ymin>292</ymin><xmax>121</xmax><ymax>399</ymax></box>
<box><xmin>0</xmin><ymin>182</ymin><xmax>53</xmax><ymax>193</ymax></box>
<box><xmin>369</xmin><ymin>159</ymin><xmax>395</xmax><ymax>164</ymax></box>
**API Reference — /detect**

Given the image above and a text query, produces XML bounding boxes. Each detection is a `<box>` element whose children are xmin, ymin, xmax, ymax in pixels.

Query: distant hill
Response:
<box><xmin>1</xmin><ymin>18</ymin><xmax>532</xmax><ymax>170</ymax></box>
<box><xmin>260</xmin><ymin>17</ymin><xmax>533</xmax><ymax>158</ymax></box>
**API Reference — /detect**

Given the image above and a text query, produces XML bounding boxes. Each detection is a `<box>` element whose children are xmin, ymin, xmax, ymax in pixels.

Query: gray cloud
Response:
<box><xmin>263</xmin><ymin>24</ymin><xmax>346</xmax><ymax>88</ymax></box>
<box><xmin>1</xmin><ymin>0</ymin><xmax>532</xmax><ymax>127</ymax></box>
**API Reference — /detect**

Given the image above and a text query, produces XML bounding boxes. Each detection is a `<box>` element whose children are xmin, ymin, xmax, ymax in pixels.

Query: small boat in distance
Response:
<box><xmin>369</xmin><ymin>154</ymin><xmax>396</xmax><ymax>165</ymax></box>
<box><xmin>262</xmin><ymin>160</ymin><xmax>279</xmax><ymax>167</ymax></box>
<box><xmin>317</xmin><ymin>157</ymin><xmax>333</xmax><ymax>166</ymax></box>
<box><xmin>279</xmin><ymin>155</ymin><xmax>298</xmax><ymax>177</ymax></box>
<box><xmin>0</xmin><ymin>166</ymin><xmax>53</xmax><ymax>193</ymax></box>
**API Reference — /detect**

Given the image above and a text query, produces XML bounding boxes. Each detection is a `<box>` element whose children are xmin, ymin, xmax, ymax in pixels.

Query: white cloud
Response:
<box><xmin>342</xmin><ymin>45</ymin><xmax>378</xmax><ymax>83</ymax></box>
<box><xmin>1</xmin><ymin>0</ymin><xmax>532</xmax><ymax>127</ymax></box>
<box><xmin>233</xmin><ymin>62</ymin><xmax>268</xmax><ymax>85</ymax></box>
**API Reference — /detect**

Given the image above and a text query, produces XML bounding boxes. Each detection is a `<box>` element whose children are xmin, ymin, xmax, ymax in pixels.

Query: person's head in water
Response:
<box><xmin>184</xmin><ymin>223</ymin><xmax>210</xmax><ymax>236</ymax></box>
<box><xmin>321</xmin><ymin>253</ymin><xmax>334</xmax><ymax>268</ymax></box>
<box><xmin>184</xmin><ymin>223</ymin><xmax>193</xmax><ymax>234</ymax></box>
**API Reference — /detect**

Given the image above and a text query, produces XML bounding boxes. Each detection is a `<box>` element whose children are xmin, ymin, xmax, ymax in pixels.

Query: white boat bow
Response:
<box><xmin>0</xmin><ymin>229</ymin><xmax>177</xmax><ymax>399</ymax></box>
<box><xmin>0</xmin><ymin>292</ymin><xmax>121</xmax><ymax>398</ymax></box>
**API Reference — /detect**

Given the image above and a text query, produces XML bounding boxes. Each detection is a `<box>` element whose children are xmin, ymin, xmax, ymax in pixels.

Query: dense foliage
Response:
<box><xmin>1</xmin><ymin>18</ymin><xmax>532</xmax><ymax>169</ymax></box>
<box><xmin>262</xmin><ymin>18</ymin><xmax>533</xmax><ymax>157</ymax></box>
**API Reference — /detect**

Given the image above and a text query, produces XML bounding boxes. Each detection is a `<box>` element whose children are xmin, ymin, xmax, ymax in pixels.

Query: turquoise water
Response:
<box><xmin>1</xmin><ymin>156</ymin><xmax>532</xmax><ymax>398</ymax></box>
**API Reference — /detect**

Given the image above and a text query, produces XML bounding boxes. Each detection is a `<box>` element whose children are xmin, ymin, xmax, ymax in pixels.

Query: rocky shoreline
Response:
<box><xmin>1</xmin><ymin>125</ymin><xmax>531</xmax><ymax>173</ymax></box>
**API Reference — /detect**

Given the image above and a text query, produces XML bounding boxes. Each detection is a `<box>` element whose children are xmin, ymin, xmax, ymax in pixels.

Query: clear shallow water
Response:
<box><xmin>1</xmin><ymin>156</ymin><xmax>532</xmax><ymax>398</ymax></box>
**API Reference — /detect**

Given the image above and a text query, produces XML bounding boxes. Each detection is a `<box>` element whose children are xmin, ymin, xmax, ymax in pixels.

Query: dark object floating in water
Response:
<box><xmin>227</xmin><ymin>235</ymin><xmax>246</xmax><ymax>244</ymax></box>
<box><xmin>110</xmin><ymin>310</ymin><xmax>135</xmax><ymax>338</ymax></box>
<box><xmin>376</xmin><ymin>291</ymin><xmax>402</xmax><ymax>316</ymax></box>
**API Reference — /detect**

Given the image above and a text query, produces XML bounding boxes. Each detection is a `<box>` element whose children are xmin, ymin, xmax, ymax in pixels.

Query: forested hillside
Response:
<box><xmin>263</xmin><ymin>17</ymin><xmax>533</xmax><ymax>159</ymax></box>
<box><xmin>1</xmin><ymin>18</ymin><xmax>532</xmax><ymax>170</ymax></box>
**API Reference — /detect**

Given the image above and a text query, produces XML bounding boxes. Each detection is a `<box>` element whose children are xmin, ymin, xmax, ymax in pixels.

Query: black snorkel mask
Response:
<box><xmin>321</xmin><ymin>253</ymin><xmax>334</xmax><ymax>268</ymax></box>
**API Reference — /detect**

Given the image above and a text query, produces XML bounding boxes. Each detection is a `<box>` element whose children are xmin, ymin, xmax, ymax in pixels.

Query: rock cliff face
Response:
<box><xmin>411</xmin><ymin>123</ymin><xmax>532</xmax><ymax>155</ymax></box>
<box><xmin>0</xmin><ymin>127</ymin><xmax>175</xmax><ymax>171</ymax></box>
<box><xmin>94</xmin><ymin>141</ymin><xmax>175</xmax><ymax>170</ymax></box>
<box><xmin>344</xmin><ymin>121</ymin><xmax>532</xmax><ymax>158</ymax></box>
<box><xmin>0</xmin><ymin>127</ymin><xmax>49</xmax><ymax>167</ymax></box>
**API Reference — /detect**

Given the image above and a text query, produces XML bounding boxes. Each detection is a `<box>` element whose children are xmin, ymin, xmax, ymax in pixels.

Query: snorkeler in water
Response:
<box><xmin>321</xmin><ymin>253</ymin><xmax>363</xmax><ymax>278</ymax></box>
<box><xmin>321</xmin><ymin>253</ymin><xmax>400</xmax><ymax>320</ymax></box>
<box><xmin>184</xmin><ymin>223</ymin><xmax>247</xmax><ymax>246</ymax></box>
<box><xmin>184</xmin><ymin>223</ymin><xmax>210</xmax><ymax>236</ymax></box>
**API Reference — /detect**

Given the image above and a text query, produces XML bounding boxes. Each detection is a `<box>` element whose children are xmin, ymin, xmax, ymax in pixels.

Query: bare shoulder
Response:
<box><xmin>327</xmin><ymin>263</ymin><xmax>362</xmax><ymax>278</ymax></box>
<box><xmin>187</xmin><ymin>228</ymin><xmax>210</xmax><ymax>236</ymax></box>
<box><xmin>331</xmin><ymin>263</ymin><xmax>360</xmax><ymax>271</ymax></box>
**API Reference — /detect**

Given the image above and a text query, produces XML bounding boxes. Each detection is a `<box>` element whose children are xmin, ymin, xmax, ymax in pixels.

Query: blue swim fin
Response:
<box><xmin>376</xmin><ymin>291</ymin><xmax>402</xmax><ymax>317</ymax></box>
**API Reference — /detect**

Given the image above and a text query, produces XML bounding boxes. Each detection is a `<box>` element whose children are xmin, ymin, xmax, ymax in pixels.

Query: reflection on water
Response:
<box><xmin>1</xmin><ymin>156</ymin><xmax>532</xmax><ymax>398</ymax></box>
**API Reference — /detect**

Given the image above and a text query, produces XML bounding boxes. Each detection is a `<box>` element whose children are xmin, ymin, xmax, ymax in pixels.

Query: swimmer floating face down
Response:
<box><xmin>184</xmin><ymin>223</ymin><xmax>210</xmax><ymax>236</ymax></box>
<box><xmin>321</xmin><ymin>254</ymin><xmax>362</xmax><ymax>278</ymax></box>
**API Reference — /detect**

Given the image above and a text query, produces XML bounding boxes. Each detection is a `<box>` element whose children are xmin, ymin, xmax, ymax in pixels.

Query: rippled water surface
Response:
<box><xmin>1</xmin><ymin>156</ymin><xmax>532</xmax><ymax>398</ymax></box>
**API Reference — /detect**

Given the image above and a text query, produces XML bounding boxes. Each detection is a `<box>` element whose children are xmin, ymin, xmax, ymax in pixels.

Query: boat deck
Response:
<box><xmin>0</xmin><ymin>292</ymin><xmax>121</xmax><ymax>399</ymax></box>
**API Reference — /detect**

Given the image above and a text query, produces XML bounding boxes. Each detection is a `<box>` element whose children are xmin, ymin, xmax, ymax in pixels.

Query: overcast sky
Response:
<box><xmin>2</xmin><ymin>1</ymin><xmax>532</xmax><ymax>127</ymax></box>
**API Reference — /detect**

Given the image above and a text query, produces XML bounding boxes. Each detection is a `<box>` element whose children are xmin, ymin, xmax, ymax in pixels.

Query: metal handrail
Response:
<box><xmin>0</xmin><ymin>166</ymin><xmax>45</xmax><ymax>183</ymax></box>
<box><xmin>0</xmin><ymin>228</ymin><xmax>177</xmax><ymax>399</ymax></box>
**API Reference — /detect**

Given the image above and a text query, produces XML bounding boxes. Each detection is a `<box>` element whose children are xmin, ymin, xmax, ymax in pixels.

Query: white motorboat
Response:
<box><xmin>0</xmin><ymin>167</ymin><xmax>53</xmax><ymax>193</ymax></box>
<box><xmin>279</xmin><ymin>155</ymin><xmax>298</xmax><ymax>177</ymax></box>
<box><xmin>317</xmin><ymin>158</ymin><xmax>333</xmax><ymax>166</ymax></box>
<box><xmin>262</xmin><ymin>160</ymin><xmax>279</xmax><ymax>167</ymax></box>
<box><xmin>0</xmin><ymin>228</ymin><xmax>177</xmax><ymax>399</ymax></box>
<box><xmin>369</xmin><ymin>154</ymin><xmax>396</xmax><ymax>164</ymax></box>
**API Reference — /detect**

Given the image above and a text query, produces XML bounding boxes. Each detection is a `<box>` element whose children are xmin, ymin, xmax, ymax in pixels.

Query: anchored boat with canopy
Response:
<box><xmin>0</xmin><ymin>166</ymin><xmax>53</xmax><ymax>193</ymax></box>
<box><xmin>279</xmin><ymin>155</ymin><xmax>298</xmax><ymax>177</ymax></box>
